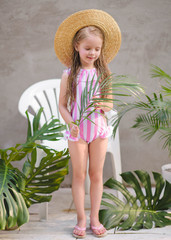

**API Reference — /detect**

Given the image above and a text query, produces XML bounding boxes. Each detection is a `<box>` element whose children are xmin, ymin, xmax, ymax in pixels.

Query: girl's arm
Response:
<box><xmin>100</xmin><ymin>92</ymin><xmax>113</xmax><ymax>112</ymax></box>
<box><xmin>59</xmin><ymin>72</ymin><xmax>73</xmax><ymax>124</ymax></box>
<box><xmin>59</xmin><ymin>72</ymin><xmax>79</xmax><ymax>137</ymax></box>
<box><xmin>94</xmin><ymin>91</ymin><xmax>113</xmax><ymax>112</ymax></box>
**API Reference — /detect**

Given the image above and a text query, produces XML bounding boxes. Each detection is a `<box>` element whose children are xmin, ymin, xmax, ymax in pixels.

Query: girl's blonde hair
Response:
<box><xmin>66</xmin><ymin>26</ymin><xmax>111</xmax><ymax>105</ymax></box>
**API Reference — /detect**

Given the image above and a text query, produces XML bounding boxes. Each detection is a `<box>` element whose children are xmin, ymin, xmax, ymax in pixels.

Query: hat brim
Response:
<box><xmin>54</xmin><ymin>9</ymin><xmax>121</xmax><ymax>67</ymax></box>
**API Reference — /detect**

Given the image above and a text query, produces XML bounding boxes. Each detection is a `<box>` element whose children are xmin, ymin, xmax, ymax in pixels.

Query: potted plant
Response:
<box><xmin>115</xmin><ymin>65</ymin><xmax>171</xmax><ymax>182</ymax></box>
<box><xmin>0</xmin><ymin>108</ymin><xmax>69</xmax><ymax>230</ymax></box>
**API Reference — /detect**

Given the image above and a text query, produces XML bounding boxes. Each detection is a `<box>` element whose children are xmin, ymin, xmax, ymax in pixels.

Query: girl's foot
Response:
<box><xmin>90</xmin><ymin>219</ymin><xmax>107</xmax><ymax>237</ymax></box>
<box><xmin>73</xmin><ymin>219</ymin><xmax>86</xmax><ymax>239</ymax></box>
<box><xmin>90</xmin><ymin>224</ymin><xmax>107</xmax><ymax>238</ymax></box>
<box><xmin>73</xmin><ymin>225</ymin><xmax>86</xmax><ymax>239</ymax></box>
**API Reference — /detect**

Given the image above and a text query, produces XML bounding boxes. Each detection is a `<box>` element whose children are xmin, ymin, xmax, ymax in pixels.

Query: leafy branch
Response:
<box><xmin>111</xmin><ymin>66</ymin><xmax>171</xmax><ymax>154</ymax></box>
<box><xmin>72</xmin><ymin>73</ymin><xmax>144</xmax><ymax>132</ymax></box>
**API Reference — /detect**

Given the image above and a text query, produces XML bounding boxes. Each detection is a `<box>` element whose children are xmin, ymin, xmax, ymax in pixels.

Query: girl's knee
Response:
<box><xmin>89</xmin><ymin>170</ymin><xmax>103</xmax><ymax>183</ymax></box>
<box><xmin>73</xmin><ymin>169</ymin><xmax>87</xmax><ymax>182</ymax></box>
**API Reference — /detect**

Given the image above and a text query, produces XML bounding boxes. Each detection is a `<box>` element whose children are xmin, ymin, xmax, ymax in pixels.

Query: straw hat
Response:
<box><xmin>54</xmin><ymin>9</ymin><xmax>121</xmax><ymax>67</ymax></box>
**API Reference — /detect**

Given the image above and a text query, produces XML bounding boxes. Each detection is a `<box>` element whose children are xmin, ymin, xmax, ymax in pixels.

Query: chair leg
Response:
<box><xmin>36</xmin><ymin>147</ymin><xmax>49</xmax><ymax>220</ymax></box>
<box><xmin>108</xmin><ymin>128</ymin><xmax>124</xmax><ymax>200</ymax></box>
<box><xmin>110</xmin><ymin>129</ymin><xmax>122</xmax><ymax>182</ymax></box>
<box><xmin>108</xmin><ymin>152</ymin><xmax>124</xmax><ymax>201</ymax></box>
<box><xmin>39</xmin><ymin>202</ymin><xmax>48</xmax><ymax>221</ymax></box>
<box><xmin>109</xmin><ymin>152</ymin><xmax>122</xmax><ymax>182</ymax></box>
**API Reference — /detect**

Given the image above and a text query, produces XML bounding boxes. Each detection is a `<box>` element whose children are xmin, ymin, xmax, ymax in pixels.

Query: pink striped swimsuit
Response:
<box><xmin>64</xmin><ymin>68</ymin><xmax>113</xmax><ymax>143</ymax></box>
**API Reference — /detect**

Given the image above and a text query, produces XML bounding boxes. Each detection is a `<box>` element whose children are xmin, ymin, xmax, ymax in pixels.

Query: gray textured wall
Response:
<box><xmin>0</xmin><ymin>0</ymin><xmax>170</xmax><ymax>185</ymax></box>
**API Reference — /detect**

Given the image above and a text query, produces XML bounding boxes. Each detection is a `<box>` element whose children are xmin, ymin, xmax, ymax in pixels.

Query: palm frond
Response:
<box><xmin>159</xmin><ymin>130</ymin><xmax>171</xmax><ymax>155</ymax></box>
<box><xmin>76</xmin><ymin>73</ymin><xmax>144</xmax><ymax>128</ymax></box>
<box><xmin>151</xmin><ymin>65</ymin><xmax>171</xmax><ymax>96</ymax></box>
<box><xmin>111</xmin><ymin>75</ymin><xmax>145</xmax><ymax>98</ymax></box>
<box><xmin>112</xmin><ymin>88</ymin><xmax>171</xmax><ymax>150</ymax></box>
<box><xmin>151</xmin><ymin>65</ymin><xmax>171</xmax><ymax>82</ymax></box>
<box><xmin>132</xmin><ymin>113</ymin><xmax>160</xmax><ymax>141</ymax></box>
<box><xmin>132</xmin><ymin>111</ymin><xmax>171</xmax><ymax>154</ymax></box>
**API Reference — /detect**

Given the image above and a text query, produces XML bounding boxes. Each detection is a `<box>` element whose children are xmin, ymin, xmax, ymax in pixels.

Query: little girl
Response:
<box><xmin>54</xmin><ymin>9</ymin><xmax>121</xmax><ymax>238</ymax></box>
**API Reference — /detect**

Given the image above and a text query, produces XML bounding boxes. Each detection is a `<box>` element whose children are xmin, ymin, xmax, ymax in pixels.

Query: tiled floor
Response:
<box><xmin>0</xmin><ymin>188</ymin><xmax>171</xmax><ymax>240</ymax></box>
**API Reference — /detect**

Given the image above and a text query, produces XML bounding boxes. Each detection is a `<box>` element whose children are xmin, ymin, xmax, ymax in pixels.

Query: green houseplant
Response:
<box><xmin>99</xmin><ymin>65</ymin><xmax>171</xmax><ymax>230</ymax></box>
<box><xmin>0</xmin><ymin>108</ymin><xmax>69</xmax><ymax>230</ymax></box>
<box><xmin>112</xmin><ymin>65</ymin><xmax>171</xmax><ymax>154</ymax></box>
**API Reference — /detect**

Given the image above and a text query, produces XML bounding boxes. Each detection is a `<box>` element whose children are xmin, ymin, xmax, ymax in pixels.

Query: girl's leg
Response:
<box><xmin>88</xmin><ymin>137</ymin><xmax>108</xmax><ymax>235</ymax></box>
<box><xmin>68</xmin><ymin>139</ymin><xmax>88</xmax><ymax>236</ymax></box>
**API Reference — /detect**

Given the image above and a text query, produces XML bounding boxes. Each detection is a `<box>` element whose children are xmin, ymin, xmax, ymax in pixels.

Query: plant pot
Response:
<box><xmin>162</xmin><ymin>164</ymin><xmax>171</xmax><ymax>183</ymax></box>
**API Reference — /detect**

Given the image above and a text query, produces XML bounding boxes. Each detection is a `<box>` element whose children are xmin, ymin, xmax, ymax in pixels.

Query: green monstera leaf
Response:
<box><xmin>99</xmin><ymin>170</ymin><xmax>171</xmax><ymax>231</ymax></box>
<box><xmin>0</xmin><ymin>159</ymin><xmax>29</xmax><ymax>230</ymax></box>
<box><xmin>21</xmin><ymin>146</ymin><xmax>69</xmax><ymax>207</ymax></box>
<box><xmin>25</xmin><ymin>107</ymin><xmax>66</xmax><ymax>144</ymax></box>
<box><xmin>0</xmin><ymin>108</ymin><xmax>67</xmax><ymax>166</ymax></box>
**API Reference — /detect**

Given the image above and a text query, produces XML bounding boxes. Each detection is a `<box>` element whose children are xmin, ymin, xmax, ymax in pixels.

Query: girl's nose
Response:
<box><xmin>90</xmin><ymin>49</ymin><xmax>95</xmax><ymax>55</ymax></box>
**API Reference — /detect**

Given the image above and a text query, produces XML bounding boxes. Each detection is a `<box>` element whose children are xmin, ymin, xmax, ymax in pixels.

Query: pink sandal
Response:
<box><xmin>90</xmin><ymin>224</ymin><xmax>107</xmax><ymax>238</ymax></box>
<box><xmin>73</xmin><ymin>225</ymin><xmax>86</xmax><ymax>239</ymax></box>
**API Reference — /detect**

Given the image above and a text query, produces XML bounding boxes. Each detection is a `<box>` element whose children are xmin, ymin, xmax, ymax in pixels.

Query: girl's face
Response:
<box><xmin>75</xmin><ymin>34</ymin><xmax>103</xmax><ymax>69</ymax></box>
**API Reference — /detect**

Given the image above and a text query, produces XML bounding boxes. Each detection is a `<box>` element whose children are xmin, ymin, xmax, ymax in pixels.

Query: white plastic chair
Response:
<box><xmin>18</xmin><ymin>79</ymin><xmax>122</xmax><ymax>220</ymax></box>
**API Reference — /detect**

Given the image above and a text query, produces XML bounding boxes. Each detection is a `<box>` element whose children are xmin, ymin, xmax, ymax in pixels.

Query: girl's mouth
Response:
<box><xmin>87</xmin><ymin>56</ymin><xmax>94</xmax><ymax>60</ymax></box>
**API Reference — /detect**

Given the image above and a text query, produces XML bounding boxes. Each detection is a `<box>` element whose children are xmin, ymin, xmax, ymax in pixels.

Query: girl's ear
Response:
<box><xmin>74</xmin><ymin>43</ymin><xmax>79</xmax><ymax>52</ymax></box>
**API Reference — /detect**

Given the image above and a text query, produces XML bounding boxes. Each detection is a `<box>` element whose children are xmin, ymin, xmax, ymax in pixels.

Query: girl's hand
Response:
<box><xmin>69</xmin><ymin>122</ymin><xmax>79</xmax><ymax>138</ymax></box>
<box><xmin>93</xmin><ymin>96</ymin><xmax>113</xmax><ymax>112</ymax></box>
<box><xmin>94</xmin><ymin>100</ymin><xmax>102</xmax><ymax>110</ymax></box>
<box><xmin>93</xmin><ymin>95</ymin><xmax>102</xmax><ymax>110</ymax></box>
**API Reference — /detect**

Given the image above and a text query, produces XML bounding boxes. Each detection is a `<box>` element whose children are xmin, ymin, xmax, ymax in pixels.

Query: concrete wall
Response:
<box><xmin>0</xmin><ymin>0</ymin><xmax>170</xmax><ymax>185</ymax></box>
